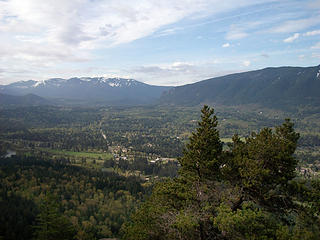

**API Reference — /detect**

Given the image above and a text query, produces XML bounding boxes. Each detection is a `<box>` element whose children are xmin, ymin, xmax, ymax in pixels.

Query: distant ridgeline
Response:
<box><xmin>160</xmin><ymin>65</ymin><xmax>320</xmax><ymax>108</ymax></box>
<box><xmin>1</xmin><ymin>65</ymin><xmax>320</xmax><ymax>108</ymax></box>
<box><xmin>0</xmin><ymin>77</ymin><xmax>171</xmax><ymax>105</ymax></box>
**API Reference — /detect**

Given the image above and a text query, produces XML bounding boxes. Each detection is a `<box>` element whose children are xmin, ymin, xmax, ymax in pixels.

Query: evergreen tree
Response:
<box><xmin>122</xmin><ymin>106</ymin><xmax>224</xmax><ymax>239</ymax></box>
<box><xmin>226</xmin><ymin>119</ymin><xmax>300</xmax><ymax>213</ymax></box>
<box><xmin>177</xmin><ymin>105</ymin><xmax>224</xmax><ymax>239</ymax></box>
<box><xmin>122</xmin><ymin>105</ymin><xmax>319</xmax><ymax>240</ymax></box>
<box><xmin>179</xmin><ymin>105</ymin><xmax>223</xmax><ymax>182</ymax></box>
<box><xmin>33</xmin><ymin>195</ymin><xmax>76</xmax><ymax>240</ymax></box>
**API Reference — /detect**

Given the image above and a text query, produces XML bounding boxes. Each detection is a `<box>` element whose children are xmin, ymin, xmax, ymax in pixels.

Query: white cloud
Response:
<box><xmin>224</xmin><ymin>20</ymin><xmax>268</xmax><ymax>41</ymax></box>
<box><xmin>271</xmin><ymin>17</ymin><xmax>320</xmax><ymax>33</ymax></box>
<box><xmin>0</xmin><ymin>0</ymin><xmax>275</xmax><ymax>49</ymax></box>
<box><xmin>132</xmin><ymin>61</ymin><xmax>197</xmax><ymax>76</ymax></box>
<box><xmin>128</xmin><ymin>61</ymin><xmax>221</xmax><ymax>85</ymax></box>
<box><xmin>226</xmin><ymin>26</ymin><xmax>248</xmax><ymax>40</ymax></box>
<box><xmin>242</xmin><ymin>60</ymin><xmax>251</xmax><ymax>67</ymax></box>
<box><xmin>283</xmin><ymin>33</ymin><xmax>300</xmax><ymax>43</ymax></box>
<box><xmin>222</xmin><ymin>43</ymin><xmax>231</xmax><ymax>48</ymax></box>
<box><xmin>303</xmin><ymin>29</ymin><xmax>320</xmax><ymax>36</ymax></box>
<box><xmin>0</xmin><ymin>1</ymin><xmax>275</xmax><ymax>59</ymax></box>
<box><xmin>0</xmin><ymin>0</ymin><xmax>317</xmax><ymax>85</ymax></box>
<box><xmin>128</xmin><ymin>56</ymin><xmax>258</xmax><ymax>85</ymax></box>
<box><xmin>156</xmin><ymin>28</ymin><xmax>182</xmax><ymax>37</ymax></box>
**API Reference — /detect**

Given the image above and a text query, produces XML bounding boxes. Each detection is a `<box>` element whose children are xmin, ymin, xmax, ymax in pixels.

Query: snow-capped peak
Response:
<box><xmin>13</xmin><ymin>77</ymin><xmax>142</xmax><ymax>90</ymax></box>
<box><xmin>108</xmin><ymin>81</ymin><xmax>120</xmax><ymax>87</ymax></box>
<box><xmin>106</xmin><ymin>78</ymin><xmax>139</xmax><ymax>87</ymax></box>
<box><xmin>32</xmin><ymin>78</ymin><xmax>67</xmax><ymax>87</ymax></box>
<box><xmin>33</xmin><ymin>80</ymin><xmax>46</xmax><ymax>87</ymax></box>
<box><xmin>82</xmin><ymin>77</ymin><xmax>140</xmax><ymax>87</ymax></box>
<box><xmin>79</xmin><ymin>77</ymin><xmax>93</xmax><ymax>82</ymax></box>
<box><xmin>75</xmin><ymin>77</ymin><xmax>139</xmax><ymax>87</ymax></box>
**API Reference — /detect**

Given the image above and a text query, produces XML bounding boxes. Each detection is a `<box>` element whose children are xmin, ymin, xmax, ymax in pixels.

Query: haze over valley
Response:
<box><xmin>0</xmin><ymin>1</ymin><xmax>320</xmax><ymax>239</ymax></box>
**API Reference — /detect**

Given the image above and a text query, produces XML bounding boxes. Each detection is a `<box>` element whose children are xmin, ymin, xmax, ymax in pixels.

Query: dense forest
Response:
<box><xmin>123</xmin><ymin>106</ymin><xmax>320</xmax><ymax>239</ymax></box>
<box><xmin>0</xmin><ymin>105</ymin><xmax>319</xmax><ymax>239</ymax></box>
<box><xmin>0</xmin><ymin>0</ymin><xmax>319</xmax><ymax>238</ymax></box>
<box><xmin>0</xmin><ymin>155</ymin><xmax>146</xmax><ymax>239</ymax></box>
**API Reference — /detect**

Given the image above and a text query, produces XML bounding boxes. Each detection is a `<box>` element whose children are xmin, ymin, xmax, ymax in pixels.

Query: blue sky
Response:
<box><xmin>0</xmin><ymin>0</ymin><xmax>319</xmax><ymax>85</ymax></box>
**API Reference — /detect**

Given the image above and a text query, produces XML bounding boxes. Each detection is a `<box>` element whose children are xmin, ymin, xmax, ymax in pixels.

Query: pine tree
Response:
<box><xmin>179</xmin><ymin>105</ymin><xmax>223</xmax><ymax>182</ymax></box>
<box><xmin>122</xmin><ymin>106</ymin><xmax>224</xmax><ymax>240</ymax></box>
<box><xmin>177</xmin><ymin>105</ymin><xmax>224</xmax><ymax>239</ymax></box>
<box><xmin>228</xmin><ymin>119</ymin><xmax>300</xmax><ymax>212</ymax></box>
<box><xmin>33</xmin><ymin>195</ymin><xmax>76</xmax><ymax>240</ymax></box>
<box><xmin>122</xmin><ymin>106</ymin><xmax>320</xmax><ymax>240</ymax></box>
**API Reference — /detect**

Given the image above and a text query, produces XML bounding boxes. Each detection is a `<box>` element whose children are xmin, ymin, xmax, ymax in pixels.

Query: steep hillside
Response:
<box><xmin>160</xmin><ymin>65</ymin><xmax>320</xmax><ymax>108</ymax></box>
<box><xmin>0</xmin><ymin>93</ymin><xmax>51</xmax><ymax>106</ymax></box>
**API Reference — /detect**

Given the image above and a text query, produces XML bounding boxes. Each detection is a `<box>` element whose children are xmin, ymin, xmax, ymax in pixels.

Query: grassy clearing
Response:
<box><xmin>40</xmin><ymin>148</ymin><xmax>113</xmax><ymax>159</ymax></box>
<box><xmin>39</xmin><ymin>148</ymin><xmax>114</xmax><ymax>170</ymax></box>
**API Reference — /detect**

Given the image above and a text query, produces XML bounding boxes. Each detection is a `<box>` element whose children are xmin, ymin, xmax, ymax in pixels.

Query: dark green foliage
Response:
<box><xmin>0</xmin><ymin>106</ymin><xmax>186</xmax><ymax>157</ymax></box>
<box><xmin>213</xmin><ymin>202</ymin><xmax>279</xmax><ymax>240</ymax></box>
<box><xmin>160</xmin><ymin>65</ymin><xmax>320</xmax><ymax>108</ymax></box>
<box><xmin>0</xmin><ymin>103</ymin><xmax>319</xmax><ymax>240</ymax></box>
<box><xmin>0</xmin><ymin>155</ymin><xmax>145</xmax><ymax>239</ymax></box>
<box><xmin>1</xmin><ymin>104</ymin><xmax>319</xmax><ymax>165</ymax></box>
<box><xmin>123</xmin><ymin>105</ymin><xmax>320</xmax><ymax>240</ymax></box>
<box><xmin>0</xmin><ymin>192</ymin><xmax>38</xmax><ymax>240</ymax></box>
<box><xmin>227</xmin><ymin>119</ymin><xmax>300</xmax><ymax>212</ymax></box>
<box><xmin>179</xmin><ymin>105</ymin><xmax>223</xmax><ymax>182</ymax></box>
<box><xmin>122</xmin><ymin>106</ymin><xmax>226</xmax><ymax>239</ymax></box>
<box><xmin>33</xmin><ymin>195</ymin><xmax>76</xmax><ymax>240</ymax></box>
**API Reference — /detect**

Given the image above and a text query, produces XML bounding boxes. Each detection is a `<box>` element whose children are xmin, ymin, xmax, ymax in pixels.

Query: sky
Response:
<box><xmin>0</xmin><ymin>0</ymin><xmax>319</xmax><ymax>86</ymax></box>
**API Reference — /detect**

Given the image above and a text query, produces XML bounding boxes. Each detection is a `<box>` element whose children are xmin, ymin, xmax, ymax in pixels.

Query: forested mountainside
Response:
<box><xmin>2</xmin><ymin>65</ymin><xmax>320</xmax><ymax>108</ymax></box>
<box><xmin>161</xmin><ymin>65</ymin><xmax>320</xmax><ymax>108</ymax></box>
<box><xmin>0</xmin><ymin>93</ymin><xmax>51</xmax><ymax>106</ymax></box>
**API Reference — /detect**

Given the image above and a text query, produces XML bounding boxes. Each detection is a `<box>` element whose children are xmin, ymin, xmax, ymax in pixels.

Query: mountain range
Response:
<box><xmin>1</xmin><ymin>65</ymin><xmax>319</xmax><ymax>108</ymax></box>
<box><xmin>160</xmin><ymin>65</ymin><xmax>320</xmax><ymax>108</ymax></box>
<box><xmin>0</xmin><ymin>77</ymin><xmax>171</xmax><ymax>105</ymax></box>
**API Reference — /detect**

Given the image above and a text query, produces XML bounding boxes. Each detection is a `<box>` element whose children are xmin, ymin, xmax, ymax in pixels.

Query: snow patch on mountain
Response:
<box><xmin>33</xmin><ymin>80</ymin><xmax>46</xmax><ymax>87</ymax></box>
<box><xmin>79</xmin><ymin>77</ymin><xmax>93</xmax><ymax>82</ymax></box>
<box><xmin>108</xmin><ymin>82</ymin><xmax>120</xmax><ymax>87</ymax></box>
<box><xmin>55</xmin><ymin>77</ymin><xmax>142</xmax><ymax>87</ymax></box>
